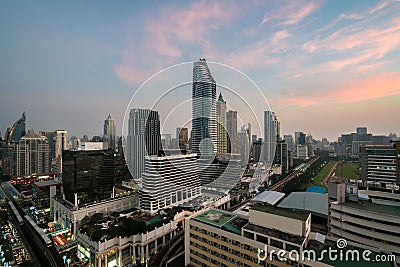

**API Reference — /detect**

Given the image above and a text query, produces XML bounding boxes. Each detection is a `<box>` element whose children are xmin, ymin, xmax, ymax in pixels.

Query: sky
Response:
<box><xmin>0</xmin><ymin>0</ymin><xmax>399</xmax><ymax>141</ymax></box>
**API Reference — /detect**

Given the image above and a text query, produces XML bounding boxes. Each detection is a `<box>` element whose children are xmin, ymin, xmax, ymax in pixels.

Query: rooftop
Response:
<box><xmin>340</xmin><ymin>200</ymin><xmax>400</xmax><ymax>217</ymax></box>
<box><xmin>33</xmin><ymin>180</ymin><xmax>62</xmax><ymax>188</ymax></box>
<box><xmin>251</xmin><ymin>204</ymin><xmax>310</xmax><ymax>221</ymax></box>
<box><xmin>277</xmin><ymin>192</ymin><xmax>328</xmax><ymax>218</ymax></box>
<box><xmin>251</xmin><ymin>191</ymin><xmax>285</xmax><ymax>205</ymax></box>
<box><xmin>193</xmin><ymin>209</ymin><xmax>236</xmax><ymax>228</ymax></box>
<box><xmin>358</xmin><ymin>189</ymin><xmax>400</xmax><ymax>201</ymax></box>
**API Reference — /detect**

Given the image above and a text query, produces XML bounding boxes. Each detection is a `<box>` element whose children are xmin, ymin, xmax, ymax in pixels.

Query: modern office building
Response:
<box><xmin>263</xmin><ymin>111</ymin><xmax>278</xmax><ymax>165</ymax></box>
<box><xmin>284</xmin><ymin>134</ymin><xmax>295</xmax><ymax>152</ymax></box>
<box><xmin>192</xmin><ymin>59</ymin><xmax>217</xmax><ymax>158</ymax></box>
<box><xmin>274</xmin><ymin>140</ymin><xmax>289</xmax><ymax>172</ymax></box>
<box><xmin>226</xmin><ymin>110</ymin><xmax>239</xmax><ymax>154</ymax></box>
<box><xmin>238</xmin><ymin>125</ymin><xmax>250</xmax><ymax>167</ymax></box>
<box><xmin>16</xmin><ymin>133</ymin><xmax>50</xmax><ymax>176</ymax></box>
<box><xmin>295</xmin><ymin>131</ymin><xmax>306</xmax><ymax>147</ymax></box>
<box><xmin>360</xmin><ymin>141</ymin><xmax>399</xmax><ymax>185</ymax></box>
<box><xmin>62</xmin><ymin>149</ymin><xmax>129</xmax><ymax>204</ymax></box>
<box><xmin>328</xmin><ymin>180</ymin><xmax>400</xmax><ymax>264</ymax></box>
<box><xmin>140</xmin><ymin>153</ymin><xmax>201</xmax><ymax>214</ymax></box>
<box><xmin>216</xmin><ymin>93</ymin><xmax>227</xmax><ymax>158</ymax></box>
<box><xmin>185</xmin><ymin>204</ymin><xmax>333</xmax><ymax>267</ymax></box>
<box><xmin>127</xmin><ymin>109</ymin><xmax>161</xmax><ymax>179</ymax></box>
<box><xmin>104</xmin><ymin>114</ymin><xmax>116</xmax><ymax>150</ymax></box>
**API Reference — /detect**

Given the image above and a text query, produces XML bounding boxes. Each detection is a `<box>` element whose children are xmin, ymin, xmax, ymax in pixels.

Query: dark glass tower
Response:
<box><xmin>192</xmin><ymin>59</ymin><xmax>217</xmax><ymax>158</ymax></box>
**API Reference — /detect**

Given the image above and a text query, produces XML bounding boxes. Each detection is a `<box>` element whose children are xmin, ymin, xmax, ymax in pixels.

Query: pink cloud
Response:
<box><xmin>262</xmin><ymin>1</ymin><xmax>318</xmax><ymax>26</ymax></box>
<box><xmin>369</xmin><ymin>0</ymin><xmax>391</xmax><ymax>14</ymax></box>
<box><xmin>114</xmin><ymin>1</ymin><xmax>242</xmax><ymax>84</ymax></box>
<box><xmin>279</xmin><ymin>72</ymin><xmax>400</xmax><ymax>107</ymax></box>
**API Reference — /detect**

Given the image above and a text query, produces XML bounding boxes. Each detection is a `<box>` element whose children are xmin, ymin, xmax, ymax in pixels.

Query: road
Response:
<box><xmin>323</xmin><ymin>161</ymin><xmax>342</xmax><ymax>187</ymax></box>
<box><xmin>268</xmin><ymin>156</ymin><xmax>320</xmax><ymax>191</ymax></box>
<box><xmin>1</xmin><ymin>183</ymin><xmax>64</xmax><ymax>267</ymax></box>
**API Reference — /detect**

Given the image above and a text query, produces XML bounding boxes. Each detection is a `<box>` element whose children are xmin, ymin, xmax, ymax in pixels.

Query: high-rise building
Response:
<box><xmin>54</xmin><ymin>130</ymin><xmax>68</xmax><ymax>159</ymax></box>
<box><xmin>251</xmin><ymin>134</ymin><xmax>257</xmax><ymax>145</ymax></box>
<box><xmin>127</xmin><ymin>109</ymin><xmax>161</xmax><ymax>180</ymax></box>
<box><xmin>263</xmin><ymin>111</ymin><xmax>278</xmax><ymax>165</ymax></box>
<box><xmin>140</xmin><ymin>153</ymin><xmax>201</xmax><ymax>214</ymax></box>
<box><xmin>6</xmin><ymin>112</ymin><xmax>26</xmax><ymax>145</ymax></box>
<box><xmin>216</xmin><ymin>93</ymin><xmax>227</xmax><ymax>158</ymax></box>
<box><xmin>295</xmin><ymin>131</ymin><xmax>306</xmax><ymax>146</ymax></box>
<box><xmin>275</xmin><ymin>140</ymin><xmax>289</xmax><ymax>172</ymax></box>
<box><xmin>192</xmin><ymin>59</ymin><xmax>217</xmax><ymax>158</ymax></box>
<box><xmin>238</xmin><ymin>125</ymin><xmax>250</xmax><ymax>167</ymax></box>
<box><xmin>53</xmin><ymin>130</ymin><xmax>68</xmax><ymax>175</ymax></box>
<box><xmin>176</xmin><ymin>127</ymin><xmax>188</xmax><ymax>149</ymax></box>
<box><xmin>16</xmin><ymin>132</ymin><xmax>50</xmax><ymax>176</ymax></box>
<box><xmin>226</xmin><ymin>110</ymin><xmax>238</xmax><ymax>154</ymax></box>
<box><xmin>284</xmin><ymin>134</ymin><xmax>294</xmax><ymax>151</ymax></box>
<box><xmin>104</xmin><ymin>114</ymin><xmax>116</xmax><ymax>150</ymax></box>
<box><xmin>360</xmin><ymin>141</ymin><xmax>399</xmax><ymax>185</ymax></box>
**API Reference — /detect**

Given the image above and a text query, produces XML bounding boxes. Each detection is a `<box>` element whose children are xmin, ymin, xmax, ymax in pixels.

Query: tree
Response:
<box><xmin>91</xmin><ymin>229</ymin><xmax>103</xmax><ymax>242</ymax></box>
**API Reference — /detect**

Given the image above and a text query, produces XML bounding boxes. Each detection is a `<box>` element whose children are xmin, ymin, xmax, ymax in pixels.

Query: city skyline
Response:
<box><xmin>1</xmin><ymin>1</ymin><xmax>400</xmax><ymax>141</ymax></box>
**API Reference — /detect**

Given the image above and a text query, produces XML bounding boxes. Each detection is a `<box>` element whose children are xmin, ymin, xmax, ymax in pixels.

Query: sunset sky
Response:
<box><xmin>1</xmin><ymin>0</ymin><xmax>399</xmax><ymax>141</ymax></box>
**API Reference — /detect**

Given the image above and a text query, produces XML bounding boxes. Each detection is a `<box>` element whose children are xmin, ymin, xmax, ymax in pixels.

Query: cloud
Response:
<box><xmin>369</xmin><ymin>0</ymin><xmax>390</xmax><ymax>14</ymax></box>
<box><xmin>278</xmin><ymin>72</ymin><xmax>400</xmax><ymax>107</ymax></box>
<box><xmin>339</xmin><ymin>13</ymin><xmax>364</xmax><ymax>20</ymax></box>
<box><xmin>261</xmin><ymin>1</ymin><xmax>318</xmax><ymax>26</ymax></box>
<box><xmin>114</xmin><ymin>1</ymin><xmax>242</xmax><ymax>84</ymax></box>
<box><xmin>296</xmin><ymin>17</ymin><xmax>400</xmax><ymax>77</ymax></box>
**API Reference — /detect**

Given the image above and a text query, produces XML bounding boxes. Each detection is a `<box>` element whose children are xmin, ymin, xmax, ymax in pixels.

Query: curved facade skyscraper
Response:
<box><xmin>192</xmin><ymin>59</ymin><xmax>217</xmax><ymax>158</ymax></box>
<box><xmin>6</xmin><ymin>112</ymin><xmax>26</xmax><ymax>145</ymax></box>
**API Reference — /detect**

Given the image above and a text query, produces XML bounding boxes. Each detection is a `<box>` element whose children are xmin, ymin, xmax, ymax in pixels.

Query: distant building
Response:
<box><xmin>5</xmin><ymin>112</ymin><xmax>26</xmax><ymax>145</ymax></box>
<box><xmin>16</xmin><ymin>132</ymin><xmax>50</xmax><ymax>176</ymax></box>
<box><xmin>296</xmin><ymin>144</ymin><xmax>308</xmax><ymax>160</ymax></box>
<box><xmin>216</xmin><ymin>93</ymin><xmax>227</xmax><ymax>158</ymax></box>
<box><xmin>176</xmin><ymin>127</ymin><xmax>188</xmax><ymax>149</ymax></box>
<box><xmin>275</xmin><ymin>140</ymin><xmax>289</xmax><ymax>172</ymax></box>
<box><xmin>140</xmin><ymin>153</ymin><xmax>201</xmax><ymax>214</ymax></box>
<box><xmin>226</xmin><ymin>110</ymin><xmax>238</xmax><ymax>154</ymax></box>
<box><xmin>104</xmin><ymin>114</ymin><xmax>116</xmax><ymax>150</ymax></box>
<box><xmin>238</xmin><ymin>125</ymin><xmax>250</xmax><ymax>167</ymax></box>
<box><xmin>263</xmin><ymin>111</ymin><xmax>278</xmax><ymax>165</ymax></box>
<box><xmin>360</xmin><ymin>142</ymin><xmax>399</xmax><ymax>185</ymax></box>
<box><xmin>80</xmin><ymin>142</ymin><xmax>103</xmax><ymax>151</ymax></box>
<box><xmin>284</xmin><ymin>134</ymin><xmax>294</xmax><ymax>151</ymax></box>
<box><xmin>295</xmin><ymin>131</ymin><xmax>306</xmax><ymax>146</ymax></box>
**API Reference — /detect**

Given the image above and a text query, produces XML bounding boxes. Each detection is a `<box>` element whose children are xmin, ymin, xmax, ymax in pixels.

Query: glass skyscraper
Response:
<box><xmin>192</xmin><ymin>59</ymin><xmax>217</xmax><ymax>158</ymax></box>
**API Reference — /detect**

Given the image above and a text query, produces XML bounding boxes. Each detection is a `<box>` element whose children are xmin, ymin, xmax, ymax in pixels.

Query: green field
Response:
<box><xmin>312</xmin><ymin>161</ymin><xmax>337</xmax><ymax>187</ymax></box>
<box><xmin>337</xmin><ymin>161</ymin><xmax>359</xmax><ymax>179</ymax></box>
